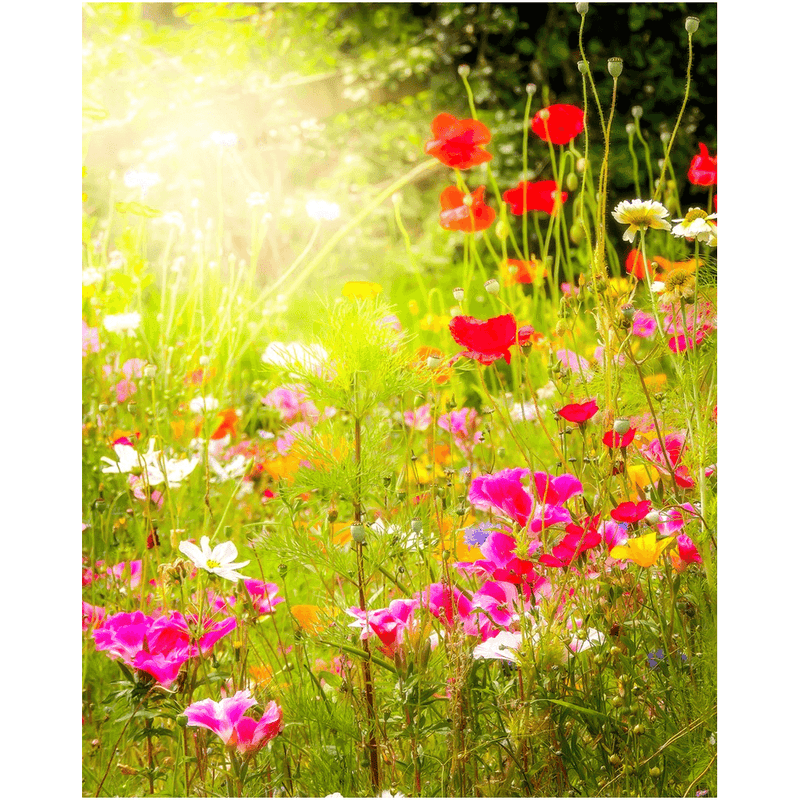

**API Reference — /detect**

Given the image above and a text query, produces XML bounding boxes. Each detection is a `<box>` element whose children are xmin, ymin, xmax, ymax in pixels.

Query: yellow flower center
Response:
<box><xmin>207</xmin><ymin>559</ymin><xmax>220</xmax><ymax>569</ymax></box>
<box><xmin>664</xmin><ymin>269</ymin><xmax>693</xmax><ymax>292</ymax></box>
<box><xmin>683</xmin><ymin>208</ymin><xmax>707</xmax><ymax>223</ymax></box>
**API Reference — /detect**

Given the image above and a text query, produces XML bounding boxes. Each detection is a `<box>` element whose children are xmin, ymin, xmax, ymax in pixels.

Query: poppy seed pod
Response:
<box><xmin>458</xmin><ymin>64</ymin><xmax>470</xmax><ymax>78</ymax></box>
<box><xmin>410</xmin><ymin>518</ymin><xmax>423</xmax><ymax>534</ymax></box>
<box><xmin>632</xmin><ymin>105</ymin><xmax>643</xmax><ymax>119</ymax></box>
<box><xmin>453</xmin><ymin>287</ymin><xmax>465</xmax><ymax>301</ymax></box>
<box><xmin>607</xmin><ymin>57</ymin><xmax>623</xmax><ymax>78</ymax></box>
<box><xmin>685</xmin><ymin>16</ymin><xmax>699</xmax><ymax>33</ymax></box>
<box><xmin>351</xmin><ymin>524</ymin><xmax>366</xmax><ymax>543</ymax></box>
<box><xmin>613</xmin><ymin>418</ymin><xmax>631</xmax><ymax>435</ymax></box>
<box><xmin>484</xmin><ymin>278</ymin><xmax>500</xmax><ymax>295</ymax></box>
<box><xmin>644</xmin><ymin>510</ymin><xmax>661</xmax><ymax>525</ymax></box>
<box><xmin>620</xmin><ymin>305</ymin><xmax>636</xmax><ymax>321</ymax></box>
<box><xmin>577</xmin><ymin>60</ymin><xmax>589</xmax><ymax>75</ymax></box>
<box><xmin>144</xmin><ymin>364</ymin><xmax>157</xmax><ymax>379</ymax></box>
<box><xmin>566</xmin><ymin>173</ymin><xmax>579</xmax><ymax>191</ymax></box>
<box><xmin>576</xmin><ymin>2</ymin><xmax>589</xmax><ymax>14</ymax></box>
<box><xmin>278</xmin><ymin>563</ymin><xmax>288</xmax><ymax>577</ymax></box>
<box><xmin>625</xmin><ymin>123</ymin><xmax>635</xmax><ymax>136</ymax></box>
<box><xmin>525</xmin><ymin>83</ymin><xmax>536</xmax><ymax>95</ymax></box>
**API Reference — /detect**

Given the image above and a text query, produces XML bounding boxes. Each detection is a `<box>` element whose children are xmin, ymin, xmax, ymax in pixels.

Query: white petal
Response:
<box><xmin>212</xmin><ymin>540</ymin><xmax>239</xmax><ymax>563</ymax></box>
<box><xmin>178</xmin><ymin>540</ymin><xmax>205</xmax><ymax>566</ymax></box>
<box><xmin>199</xmin><ymin>536</ymin><xmax>213</xmax><ymax>558</ymax></box>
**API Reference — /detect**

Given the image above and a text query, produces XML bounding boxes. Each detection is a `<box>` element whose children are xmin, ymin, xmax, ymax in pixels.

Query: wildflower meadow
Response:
<box><xmin>60</xmin><ymin>2</ymin><xmax>784</xmax><ymax>797</ymax></box>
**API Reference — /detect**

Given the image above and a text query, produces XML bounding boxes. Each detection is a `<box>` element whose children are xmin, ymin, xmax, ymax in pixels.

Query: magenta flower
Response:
<box><xmin>532</xmin><ymin>472</ymin><xmax>583</xmax><ymax>506</ymax></box>
<box><xmin>470</xmin><ymin>580</ymin><xmax>523</xmax><ymax>636</ymax></box>
<box><xmin>438</xmin><ymin>407</ymin><xmax>482</xmax><ymax>456</ymax></box>
<box><xmin>114</xmin><ymin>378</ymin><xmax>137</xmax><ymax>403</ymax></box>
<box><xmin>468</xmin><ymin>468</ymin><xmax>533</xmax><ymax>528</ymax></box>
<box><xmin>642</xmin><ymin>433</ymin><xmax>695</xmax><ymax>488</ymax></box>
<box><xmin>555</xmin><ymin>348</ymin><xmax>592</xmax><ymax>380</ymax></box>
<box><xmin>276</xmin><ymin>421</ymin><xmax>311</xmax><ymax>455</ymax></box>
<box><xmin>347</xmin><ymin>598</ymin><xmax>419</xmax><ymax>656</ymax></box>
<box><xmin>243</xmin><ymin>579</ymin><xmax>285</xmax><ymax>615</ymax></box>
<box><xmin>670</xmin><ymin>533</ymin><xmax>702</xmax><ymax>572</ymax></box>
<box><xmin>121</xmin><ymin>358</ymin><xmax>147</xmax><ymax>379</ymax></box>
<box><xmin>631</xmin><ymin>310</ymin><xmax>657</xmax><ymax>338</ymax></box>
<box><xmin>82</xmin><ymin>601</ymin><xmax>105</xmax><ymax>632</ymax></box>
<box><xmin>599</xmin><ymin>520</ymin><xmax>629</xmax><ymax>551</ymax></box>
<box><xmin>415</xmin><ymin>583</ymin><xmax>478</xmax><ymax>635</ymax></box>
<box><xmin>183</xmin><ymin>690</ymin><xmax>283</xmax><ymax>753</ymax></box>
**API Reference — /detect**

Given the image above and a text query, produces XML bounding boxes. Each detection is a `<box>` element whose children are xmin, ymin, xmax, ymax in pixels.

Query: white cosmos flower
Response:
<box><xmin>472</xmin><ymin>631</ymin><xmax>525</xmax><ymax>663</ymax></box>
<box><xmin>612</xmin><ymin>199</ymin><xmax>671</xmax><ymax>243</ymax></box>
<box><xmin>189</xmin><ymin>395</ymin><xmax>219</xmax><ymax>414</ymax></box>
<box><xmin>178</xmin><ymin>535</ymin><xmax>250</xmax><ymax>581</ymax></box>
<box><xmin>671</xmin><ymin>208</ymin><xmax>718</xmax><ymax>244</ymax></box>
<box><xmin>100</xmin><ymin>443</ymin><xmax>146</xmax><ymax>474</ymax></box>
<box><xmin>569</xmin><ymin>627</ymin><xmax>606</xmax><ymax>654</ymax></box>
<box><xmin>102</xmin><ymin>312</ymin><xmax>142</xmax><ymax>335</ymax></box>
<box><xmin>305</xmin><ymin>198</ymin><xmax>341</xmax><ymax>221</ymax></box>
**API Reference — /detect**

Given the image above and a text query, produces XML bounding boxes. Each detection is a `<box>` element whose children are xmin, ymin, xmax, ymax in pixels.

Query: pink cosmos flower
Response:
<box><xmin>276</xmin><ymin>421</ymin><xmax>311</xmax><ymax>455</ymax></box>
<box><xmin>470</xmin><ymin>580</ymin><xmax>523</xmax><ymax>637</ymax></box>
<box><xmin>532</xmin><ymin>472</ymin><xmax>583</xmax><ymax>506</ymax></box>
<box><xmin>404</xmin><ymin>404</ymin><xmax>433</xmax><ymax>431</ymax></box>
<box><xmin>114</xmin><ymin>378</ymin><xmax>137</xmax><ymax>403</ymax></box>
<box><xmin>599</xmin><ymin>520</ymin><xmax>629</xmax><ymax>551</ymax></box>
<box><xmin>415</xmin><ymin>583</ymin><xmax>478</xmax><ymax>635</ymax></box>
<box><xmin>642</xmin><ymin>433</ymin><xmax>695</xmax><ymax>488</ymax></box>
<box><xmin>243</xmin><ymin>579</ymin><xmax>285</xmax><ymax>615</ymax></box>
<box><xmin>631</xmin><ymin>311</ymin><xmax>657</xmax><ymax>338</ymax></box>
<box><xmin>347</xmin><ymin>598</ymin><xmax>419</xmax><ymax>656</ymax></box>
<box><xmin>183</xmin><ymin>690</ymin><xmax>283</xmax><ymax>753</ymax></box>
<box><xmin>437</xmin><ymin>407</ymin><xmax>482</xmax><ymax>456</ymax></box>
<box><xmin>555</xmin><ymin>348</ymin><xmax>592</xmax><ymax>381</ymax></box>
<box><xmin>104</xmin><ymin>560</ymin><xmax>143</xmax><ymax>590</ymax></box>
<box><xmin>82</xmin><ymin>602</ymin><xmax>106</xmax><ymax>632</ymax></box>
<box><xmin>82</xmin><ymin>320</ymin><xmax>101</xmax><ymax>357</ymax></box>
<box><xmin>122</xmin><ymin>358</ymin><xmax>147</xmax><ymax>379</ymax></box>
<box><xmin>262</xmin><ymin>385</ymin><xmax>306</xmax><ymax>422</ymax></box>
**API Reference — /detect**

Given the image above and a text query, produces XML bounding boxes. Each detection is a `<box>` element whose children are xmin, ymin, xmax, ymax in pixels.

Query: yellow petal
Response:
<box><xmin>342</xmin><ymin>281</ymin><xmax>383</xmax><ymax>300</ymax></box>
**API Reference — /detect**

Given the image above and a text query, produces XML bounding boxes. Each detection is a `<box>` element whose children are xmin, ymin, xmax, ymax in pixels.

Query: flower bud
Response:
<box><xmin>453</xmin><ymin>287</ymin><xmax>465</xmax><ymax>302</ymax></box>
<box><xmin>620</xmin><ymin>304</ymin><xmax>636</xmax><ymax>321</ymax></box>
<box><xmin>525</xmin><ymin>83</ymin><xmax>536</xmax><ymax>96</ymax></box>
<box><xmin>351</xmin><ymin>524</ymin><xmax>366</xmax><ymax>543</ymax></box>
<box><xmin>143</xmin><ymin>364</ymin><xmax>157</xmax><ymax>379</ymax></box>
<box><xmin>327</xmin><ymin>506</ymin><xmax>339</xmax><ymax>523</ymax></box>
<box><xmin>484</xmin><ymin>278</ymin><xmax>500</xmax><ymax>296</ymax></box>
<box><xmin>199</xmin><ymin>355</ymin><xmax>210</xmax><ymax>366</ymax></box>
<box><xmin>685</xmin><ymin>16</ymin><xmax>699</xmax><ymax>34</ymax></box>
<box><xmin>278</xmin><ymin>563</ymin><xmax>288</xmax><ymax>577</ymax></box>
<box><xmin>632</xmin><ymin>724</ymin><xmax>645</xmax><ymax>735</ymax></box>
<box><xmin>613</xmin><ymin>418</ymin><xmax>630</xmax><ymax>435</ymax></box>
<box><xmin>660</xmin><ymin>131</ymin><xmax>670</xmax><ymax>144</ymax></box>
<box><xmin>566</xmin><ymin>173</ymin><xmax>578</xmax><ymax>191</ymax></box>
<box><xmin>426</xmin><ymin>355</ymin><xmax>443</xmax><ymax>369</ymax></box>
<box><xmin>609</xmin><ymin>754</ymin><xmax>622</xmax><ymax>766</ymax></box>
<box><xmin>649</xmin><ymin>766</ymin><xmax>662</xmax><ymax>778</ymax></box>
<box><xmin>607</xmin><ymin>57</ymin><xmax>623</xmax><ymax>78</ymax></box>
<box><xmin>458</xmin><ymin>64</ymin><xmax>470</xmax><ymax>78</ymax></box>
<box><xmin>98</xmin><ymin>403</ymin><xmax>110</xmax><ymax>413</ymax></box>
<box><xmin>410</xmin><ymin>518</ymin><xmax>423</xmax><ymax>534</ymax></box>
<box><xmin>569</xmin><ymin>223</ymin><xmax>584</xmax><ymax>245</ymax></box>
<box><xmin>575</xmin><ymin>157</ymin><xmax>586</xmax><ymax>173</ymax></box>
<box><xmin>625</xmin><ymin>122</ymin><xmax>635</xmax><ymax>136</ymax></box>
<box><xmin>494</xmin><ymin>220</ymin><xmax>510</xmax><ymax>240</ymax></box>
<box><xmin>555</xmin><ymin>319</ymin><xmax>567</xmax><ymax>337</ymax></box>
<box><xmin>576</xmin><ymin>2</ymin><xmax>589</xmax><ymax>14</ymax></box>
<box><xmin>631</xmin><ymin>105</ymin><xmax>643</xmax><ymax>119</ymax></box>
<box><xmin>644</xmin><ymin>510</ymin><xmax>661</xmax><ymax>526</ymax></box>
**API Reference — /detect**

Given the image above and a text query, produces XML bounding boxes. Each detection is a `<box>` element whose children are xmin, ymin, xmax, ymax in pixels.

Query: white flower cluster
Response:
<box><xmin>100</xmin><ymin>439</ymin><xmax>199</xmax><ymax>488</ymax></box>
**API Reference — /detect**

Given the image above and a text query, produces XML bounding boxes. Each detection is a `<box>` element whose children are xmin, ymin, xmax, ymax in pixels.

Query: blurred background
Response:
<box><xmin>83</xmin><ymin>2</ymin><xmax>717</xmax><ymax>307</ymax></box>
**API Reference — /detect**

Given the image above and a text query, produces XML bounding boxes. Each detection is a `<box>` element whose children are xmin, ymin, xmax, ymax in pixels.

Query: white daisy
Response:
<box><xmin>178</xmin><ymin>535</ymin><xmax>250</xmax><ymax>581</ymax></box>
<box><xmin>671</xmin><ymin>208</ymin><xmax>718</xmax><ymax>244</ymax></box>
<box><xmin>612</xmin><ymin>199</ymin><xmax>671</xmax><ymax>243</ymax></box>
<box><xmin>102</xmin><ymin>312</ymin><xmax>142</xmax><ymax>335</ymax></box>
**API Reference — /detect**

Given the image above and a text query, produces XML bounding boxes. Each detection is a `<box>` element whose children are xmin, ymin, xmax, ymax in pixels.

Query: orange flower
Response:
<box><xmin>263</xmin><ymin>454</ymin><xmax>302</xmax><ymax>481</ymax></box>
<box><xmin>210</xmin><ymin>408</ymin><xmax>239</xmax><ymax>440</ymax></box>
<box><xmin>411</xmin><ymin>347</ymin><xmax>451</xmax><ymax>385</ymax></box>
<box><xmin>184</xmin><ymin>366</ymin><xmax>216</xmax><ymax>387</ymax></box>
<box><xmin>249</xmin><ymin>663</ymin><xmax>273</xmax><ymax>687</ymax></box>
<box><xmin>643</xmin><ymin>373</ymin><xmax>668</xmax><ymax>392</ymax></box>
<box><xmin>291</xmin><ymin>605</ymin><xmax>329</xmax><ymax>634</ymax></box>
<box><xmin>653</xmin><ymin>256</ymin><xmax>702</xmax><ymax>275</ymax></box>
<box><xmin>500</xmin><ymin>257</ymin><xmax>547</xmax><ymax>286</ymax></box>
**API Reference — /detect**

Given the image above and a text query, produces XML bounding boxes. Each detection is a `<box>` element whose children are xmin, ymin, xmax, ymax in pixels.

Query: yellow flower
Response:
<box><xmin>419</xmin><ymin>313</ymin><xmax>451</xmax><ymax>333</ymax></box>
<box><xmin>342</xmin><ymin>281</ymin><xmax>383</xmax><ymax>299</ymax></box>
<box><xmin>610</xmin><ymin>533</ymin><xmax>675</xmax><ymax>567</ymax></box>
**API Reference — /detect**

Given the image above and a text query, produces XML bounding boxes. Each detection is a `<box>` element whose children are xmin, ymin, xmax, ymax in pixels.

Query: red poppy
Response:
<box><xmin>500</xmin><ymin>257</ymin><xmax>547</xmax><ymax>285</ymax></box>
<box><xmin>503</xmin><ymin>180</ymin><xmax>567</xmax><ymax>216</ymax></box>
<box><xmin>425</xmin><ymin>113</ymin><xmax>492</xmax><ymax>169</ymax></box>
<box><xmin>610</xmin><ymin>500</ymin><xmax>652</xmax><ymax>524</ymax></box>
<box><xmin>531</xmin><ymin>104</ymin><xmax>585</xmax><ymax>145</ymax></box>
<box><xmin>556</xmin><ymin>399</ymin><xmax>598</xmax><ymax>424</ymax></box>
<box><xmin>439</xmin><ymin>185</ymin><xmax>496</xmax><ymax>232</ymax></box>
<box><xmin>625</xmin><ymin>249</ymin><xmax>656</xmax><ymax>280</ymax></box>
<box><xmin>449</xmin><ymin>313</ymin><xmax>534</xmax><ymax>365</ymax></box>
<box><xmin>688</xmin><ymin>143</ymin><xmax>717</xmax><ymax>186</ymax></box>
<box><xmin>603</xmin><ymin>427</ymin><xmax>637</xmax><ymax>448</ymax></box>
<box><xmin>538</xmin><ymin>517</ymin><xmax>601</xmax><ymax>568</ymax></box>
